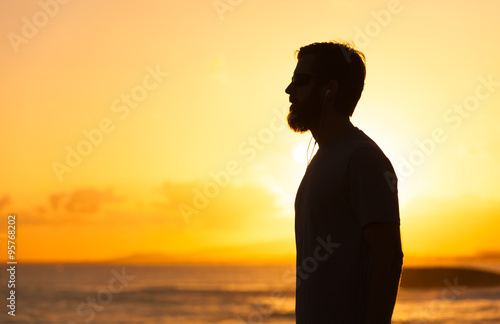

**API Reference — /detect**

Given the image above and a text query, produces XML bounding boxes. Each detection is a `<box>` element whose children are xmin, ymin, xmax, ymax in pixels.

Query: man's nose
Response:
<box><xmin>285</xmin><ymin>82</ymin><xmax>293</xmax><ymax>94</ymax></box>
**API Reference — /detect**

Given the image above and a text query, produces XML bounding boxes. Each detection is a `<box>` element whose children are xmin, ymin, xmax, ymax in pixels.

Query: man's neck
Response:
<box><xmin>312</xmin><ymin>118</ymin><xmax>355</xmax><ymax>147</ymax></box>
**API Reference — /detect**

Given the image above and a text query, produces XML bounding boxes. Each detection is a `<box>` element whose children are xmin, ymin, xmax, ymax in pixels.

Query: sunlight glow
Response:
<box><xmin>1</xmin><ymin>0</ymin><xmax>499</xmax><ymax>263</ymax></box>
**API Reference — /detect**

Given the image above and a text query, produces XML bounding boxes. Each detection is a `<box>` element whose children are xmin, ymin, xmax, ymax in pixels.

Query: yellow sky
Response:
<box><xmin>1</xmin><ymin>0</ymin><xmax>500</xmax><ymax>263</ymax></box>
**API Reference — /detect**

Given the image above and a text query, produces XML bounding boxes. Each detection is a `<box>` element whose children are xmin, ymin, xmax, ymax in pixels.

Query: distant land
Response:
<box><xmin>102</xmin><ymin>239</ymin><xmax>296</xmax><ymax>265</ymax></box>
<box><xmin>400</xmin><ymin>266</ymin><xmax>500</xmax><ymax>288</ymax></box>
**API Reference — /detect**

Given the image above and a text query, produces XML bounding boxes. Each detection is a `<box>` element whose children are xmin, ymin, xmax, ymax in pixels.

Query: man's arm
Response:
<box><xmin>362</xmin><ymin>222</ymin><xmax>403</xmax><ymax>324</ymax></box>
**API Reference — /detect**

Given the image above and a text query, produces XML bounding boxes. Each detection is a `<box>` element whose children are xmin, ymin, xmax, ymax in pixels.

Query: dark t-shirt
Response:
<box><xmin>295</xmin><ymin>127</ymin><xmax>401</xmax><ymax>324</ymax></box>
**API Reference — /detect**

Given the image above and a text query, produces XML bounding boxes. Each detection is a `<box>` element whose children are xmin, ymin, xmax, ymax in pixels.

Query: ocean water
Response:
<box><xmin>1</xmin><ymin>264</ymin><xmax>499</xmax><ymax>323</ymax></box>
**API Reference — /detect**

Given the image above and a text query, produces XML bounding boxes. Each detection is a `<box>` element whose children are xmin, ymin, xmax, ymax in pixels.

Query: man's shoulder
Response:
<box><xmin>317</xmin><ymin>128</ymin><xmax>392</xmax><ymax>169</ymax></box>
<box><xmin>340</xmin><ymin>128</ymin><xmax>386</xmax><ymax>156</ymax></box>
<box><xmin>343</xmin><ymin>129</ymin><xmax>395</xmax><ymax>170</ymax></box>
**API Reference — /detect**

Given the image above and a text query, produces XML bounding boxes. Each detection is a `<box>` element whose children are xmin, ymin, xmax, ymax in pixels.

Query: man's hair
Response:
<box><xmin>295</xmin><ymin>41</ymin><xmax>366</xmax><ymax>117</ymax></box>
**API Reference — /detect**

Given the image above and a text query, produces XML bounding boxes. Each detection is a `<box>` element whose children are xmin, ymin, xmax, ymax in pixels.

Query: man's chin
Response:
<box><xmin>287</xmin><ymin>112</ymin><xmax>310</xmax><ymax>133</ymax></box>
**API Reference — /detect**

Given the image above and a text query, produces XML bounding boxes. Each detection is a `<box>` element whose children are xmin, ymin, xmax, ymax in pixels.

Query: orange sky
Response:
<box><xmin>1</xmin><ymin>0</ymin><xmax>500</xmax><ymax>263</ymax></box>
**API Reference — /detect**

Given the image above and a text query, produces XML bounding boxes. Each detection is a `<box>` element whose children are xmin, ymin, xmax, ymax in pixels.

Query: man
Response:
<box><xmin>285</xmin><ymin>41</ymin><xmax>403</xmax><ymax>323</ymax></box>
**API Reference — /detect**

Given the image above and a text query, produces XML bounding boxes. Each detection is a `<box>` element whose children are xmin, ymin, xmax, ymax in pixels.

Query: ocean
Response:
<box><xmin>1</xmin><ymin>264</ymin><xmax>500</xmax><ymax>323</ymax></box>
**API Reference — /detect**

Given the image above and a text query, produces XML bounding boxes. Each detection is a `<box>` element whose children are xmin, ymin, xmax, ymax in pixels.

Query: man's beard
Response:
<box><xmin>287</xmin><ymin>103</ymin><xmax>321</xmax><ymax>133</ymax></box>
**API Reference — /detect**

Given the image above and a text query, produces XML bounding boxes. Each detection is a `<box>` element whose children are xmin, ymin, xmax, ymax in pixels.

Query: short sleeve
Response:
<box><xmin>347</xmin><ymin>146</ymin><xmax>400</xmax><ymax>228</ymax></box>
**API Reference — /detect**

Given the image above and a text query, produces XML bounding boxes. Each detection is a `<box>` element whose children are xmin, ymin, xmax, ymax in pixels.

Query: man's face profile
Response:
<box><xmin>285</xmin><ymin>55</ymin><xmax>325</xmax><ymax>133</ymax></box>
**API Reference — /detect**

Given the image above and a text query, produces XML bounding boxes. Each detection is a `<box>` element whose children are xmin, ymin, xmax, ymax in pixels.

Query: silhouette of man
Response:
<box><xmin>285</xmin><ymin>41</ymin><xmax>403</xmax><ymax>324</ymax></box>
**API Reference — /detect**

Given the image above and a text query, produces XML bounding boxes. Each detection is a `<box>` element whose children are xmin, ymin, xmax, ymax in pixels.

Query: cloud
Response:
<box><xmin>5</xmin><ymin>188</ymin><xmax>126</xmax><ymax>226</ymax></box>
<box><xmin>156</xmin><ymin>180</ymin><xmax>286</xmax><ymax>230</ymax></box>
<box><xmin>62</xmin><ymin>188</ymin><xmax>121</xmax><ymax>213</ymax></box>
<box><xmin>49</xmin><ymin>193</ymin><xmax>65</xmax><ymax>210</ymax></box>
<box><xmin>0</xmin><ymin>195</ymin><xmax>11</xmax><ymax>210</ymax></box>
<box><xmin>9</xmin><ymin>182</ymin><xmax>291</xmax><ymax>252</ymax></box>
<box><xmin>455</xmin><ymin>142</ymin><xmax>491</xmax><ymax>159</ymax></box>
<box><xmin>158</xmin><ymin>181</ymin><xmax>199</xmax><ymax>211</ymax></box>
<box><xmin>4</xmin><ymin>182</ymin><xmax>293</xmax><ymax>262</ymax></box>
<box><xmin>198</xmin><ymin>183</ymin><xmax>282</xmax><ymax>229</ymax></box>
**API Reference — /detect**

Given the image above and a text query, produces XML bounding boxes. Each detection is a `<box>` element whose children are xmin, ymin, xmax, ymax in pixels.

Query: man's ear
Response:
<box><xmin>328</xmin><ymin>80</ymin><xmax>339</xmax><ymax>96</ymax></box>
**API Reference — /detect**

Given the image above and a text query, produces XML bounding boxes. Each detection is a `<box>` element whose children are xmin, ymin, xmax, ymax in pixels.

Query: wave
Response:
<box><xmin>122</xmin><ymin>285</ymin><xmax>295</xmax><ymax>297</ymax></box>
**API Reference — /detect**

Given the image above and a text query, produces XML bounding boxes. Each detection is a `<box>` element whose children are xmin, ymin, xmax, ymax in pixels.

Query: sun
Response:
<box><xmin>292</xmin><ymin>143</ymin><xmax>308</xmax><ymax>165</ymax></box>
